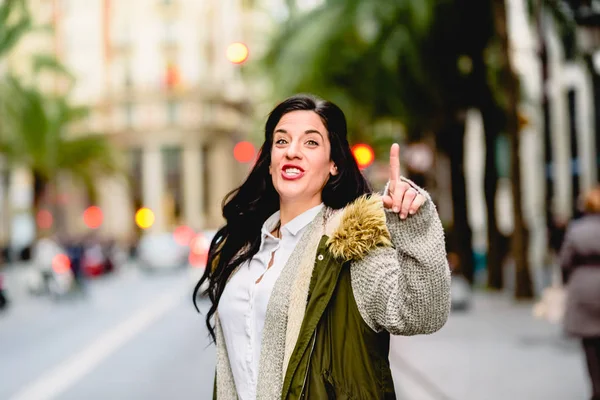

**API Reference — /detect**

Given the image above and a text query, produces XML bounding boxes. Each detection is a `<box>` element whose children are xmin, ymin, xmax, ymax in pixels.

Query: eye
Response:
<box><xmin>275</xmin><ymin>138</ymin><xmax>287</xmax><ymax>145</ymax></box>
<box><xmin>306</xmin><ymin>139</ymin><xmax>319</xmax><ymax>146</ymax></box>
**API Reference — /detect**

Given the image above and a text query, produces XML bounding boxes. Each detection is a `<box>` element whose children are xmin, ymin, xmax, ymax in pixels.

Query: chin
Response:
<box><xmin>277</xmin><ymin>187</ymin><xmax>307</xmax><ymax>200</ymax></box>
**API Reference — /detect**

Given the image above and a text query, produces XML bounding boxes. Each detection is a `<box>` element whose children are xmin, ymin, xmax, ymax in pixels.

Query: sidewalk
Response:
<box><xmin>390</xmin><ymin>291</ymin><xmax>588</xmax><ymax>400</ymax></box>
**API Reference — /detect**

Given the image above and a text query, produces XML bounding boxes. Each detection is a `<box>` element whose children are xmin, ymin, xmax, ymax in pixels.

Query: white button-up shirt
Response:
<box><xmin>218</xmin><ymin>204</ymin><xmax>324</xmax><ymax>400</ymax></box>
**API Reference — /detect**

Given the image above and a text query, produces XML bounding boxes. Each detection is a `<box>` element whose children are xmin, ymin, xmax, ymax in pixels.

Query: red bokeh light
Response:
<box><xmin>36</xmin><ymin>209</ymin><xmax>53</xmax><ymax>230</ymax></box>
<box><xmin>165</xmin><ymin>63</ymin><xmax>180</xmax><ymax>88</ymax></box>
<box><xmin>83</xmin><ymin>206</ymin><xmax>103</xmax><ymax>229</ymax></box>
<box><xmin>189</xmin><ymin>234</ymin><xmax>210</xmax><ymax>267</ymax></box>
<box><xmin>233</xmin><ymin>141</ymin><xmax>256</xmax><ymax>163</ymax></box>
<box><xmin>189</xmin><ymin>252</ymin><xmax>208</xmax><ymax>268</ymax></box>
<box><xmin>173</xmin><ymin>225</ymin><xmax>195</xmax><ymax>246</ymax></box>
<box><xmin>52</xmin><ymin>254</ymin><xmax>71</xmax><ymax>274</ymax></box>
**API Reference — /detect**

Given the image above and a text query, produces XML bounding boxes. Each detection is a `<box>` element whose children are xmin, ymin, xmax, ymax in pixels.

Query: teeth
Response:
<box><xmin>284</xmin><ymin>168</ymin><xmax>301</xmax><ymax>175</ymax></box>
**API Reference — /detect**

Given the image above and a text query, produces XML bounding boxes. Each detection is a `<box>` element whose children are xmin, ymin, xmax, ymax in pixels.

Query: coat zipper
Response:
<box><xmin>299</xmin><ymin>332</ymin><xmax>317</xmax><ymax>398</ymax></box>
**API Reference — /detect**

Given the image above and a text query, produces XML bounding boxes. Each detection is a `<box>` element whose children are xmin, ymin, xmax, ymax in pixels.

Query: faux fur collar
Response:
<box><xmin>326</xmin><ymin>193</ymin><xmax>392</xmax><ymax>261</ymax></box>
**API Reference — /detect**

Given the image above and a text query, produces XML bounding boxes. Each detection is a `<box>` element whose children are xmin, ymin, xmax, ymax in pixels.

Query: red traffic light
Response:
<box><xmin>351</xmin><ymin>144</ymin><xmax>375</xmax><ymax>169</ymax></box>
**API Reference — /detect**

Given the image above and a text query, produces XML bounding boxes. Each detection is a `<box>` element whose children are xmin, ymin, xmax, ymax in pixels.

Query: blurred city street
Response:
<box><xmin>0</xmin><ymin>263</ymin><xmax>215</xmax><ymax>400</ymax></box>
<box><xmin>0</xmin><ymin>264</ymin><xmax>587</xmax><ymax>400</ymax></box>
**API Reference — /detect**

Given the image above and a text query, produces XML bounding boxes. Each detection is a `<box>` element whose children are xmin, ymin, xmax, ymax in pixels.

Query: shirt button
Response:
<box><xmin>317</xmin><ymin>254</ymin><xmax>324</xmax><ymax>261</ymax></box>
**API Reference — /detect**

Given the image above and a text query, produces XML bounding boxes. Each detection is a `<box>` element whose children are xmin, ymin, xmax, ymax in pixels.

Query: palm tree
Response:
<box><xmin>0</xmin><ymin>0</ymin><xmax>31</xmax><ymax>250</ymax></box>
<box><xmin>0</xmin><ymin>0</ymin><xmax>31</xmax><ymax>61</ymax></box>
<box><xmin>0</xmin><ymin>80</ymin><xmax>120</xmax><ymax>236</ymax></box>
<box><xmin>0</xmin><ymin>0</ymin><xmax>77</xmax><ymax>247</ymax></box>
<box><xmin>262</xmin><ymin>0</ymin><xmax>486</xmax><ymax>282</ymax></box>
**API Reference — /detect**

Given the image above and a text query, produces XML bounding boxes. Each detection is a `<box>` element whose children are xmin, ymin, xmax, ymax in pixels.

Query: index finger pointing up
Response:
<box><xmin>389</xmin><ymin>143</ymin><xmax>401</xmax><ymax>182</ymax></box>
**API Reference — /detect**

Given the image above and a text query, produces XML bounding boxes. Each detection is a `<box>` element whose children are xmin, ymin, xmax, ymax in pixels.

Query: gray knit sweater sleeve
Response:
<box><xmin>350</xmin><ymin>182</ymin><xmax>451</xmax><ymax>335</ymax></box>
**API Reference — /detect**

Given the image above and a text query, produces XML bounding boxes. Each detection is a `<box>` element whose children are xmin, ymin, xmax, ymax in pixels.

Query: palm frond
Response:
<box><xmin>32</xmin><ymin>54</ymin><xmax>76</xmax><ymax>82</ymax></box>
<box><xmin>0</xmin><ymin>0</ymin><xmax>31</xmax><ymax>58</ymax></box>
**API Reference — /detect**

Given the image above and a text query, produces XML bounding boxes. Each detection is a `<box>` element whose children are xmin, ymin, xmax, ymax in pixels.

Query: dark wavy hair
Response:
<box><xmin>193</xmin><ymin>94</ymin><xmax>372</xmax><ymax>341</ymax></box>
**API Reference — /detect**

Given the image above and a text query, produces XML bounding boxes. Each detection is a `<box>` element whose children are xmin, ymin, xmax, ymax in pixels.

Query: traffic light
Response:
<box><xmin>351</xmin><ymin>143</ymin><xmax>375</xmax><ymax>169</ymax></box>
<box><xmin>226</xmin><ymin>42</ymin><xmax>249</xmax><ymax>64</ymax></box>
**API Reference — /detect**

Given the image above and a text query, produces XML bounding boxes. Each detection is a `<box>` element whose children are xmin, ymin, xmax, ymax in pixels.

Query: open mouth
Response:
<box><xmin>281</xmin><ymin>165</ymin><xmax>305</xmax><ymax>180</ymax></box>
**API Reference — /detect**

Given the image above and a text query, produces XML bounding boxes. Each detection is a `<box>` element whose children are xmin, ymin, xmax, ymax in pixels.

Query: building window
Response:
<box><xmin>167</xmin><ymin>100</ymin><xmax>177</xmax><ymax>125</ymax></box>
<box><xmin>124</xmin><ymin>102</ymin><xmax>134</xmax><ymax>128</ymax></box>
<box><xmin>162</xmin><ymin>146</ymin><xmax>183</xmax><ymax>226</ymax></box>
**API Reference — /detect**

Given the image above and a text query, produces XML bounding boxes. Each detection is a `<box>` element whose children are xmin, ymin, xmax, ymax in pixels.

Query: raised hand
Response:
<box><xmin>381</xmin><ymin>143</ymin><xmax>426</xmax><ymax>219</ymax></box>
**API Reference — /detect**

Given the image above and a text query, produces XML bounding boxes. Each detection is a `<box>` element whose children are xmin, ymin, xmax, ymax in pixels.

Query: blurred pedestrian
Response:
<box><xmin>194</xmin><ymin>94</ymin><xmax>451</xmax><ymax>399</ymax></box>
<box><xmin>559</xmin><ymin>186</ymin><xmax>600</xmax><ymax>400</ymax></box>
<box><xmin>65</xmin><ymin>236</ymin><xmax>85</xmax><ymax>291</ymax></box>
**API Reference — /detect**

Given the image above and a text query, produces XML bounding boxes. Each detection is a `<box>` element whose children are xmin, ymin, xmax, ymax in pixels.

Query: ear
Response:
<box><xmin>330</xmin><ymin>163</ymin><xmax>338</xmax><ymax>176</ymax></box>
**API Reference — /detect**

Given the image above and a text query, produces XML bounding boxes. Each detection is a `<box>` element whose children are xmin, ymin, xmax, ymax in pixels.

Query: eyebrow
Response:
<box><xmin>274</xmin><ymin>128</ymin><xmax>324</xmax><ymax>139</ymax></box>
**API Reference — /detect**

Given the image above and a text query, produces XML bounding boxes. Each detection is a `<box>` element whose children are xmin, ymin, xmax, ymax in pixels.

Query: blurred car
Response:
<box><xmin>82</xmin><ymin>243</ymin><xmax>115</xmax><ymax>277</ymax></box>
<box><xmin>137</xmin><ymin>232</ymin><xmax>189</xmax><ymax>272</ymax></box>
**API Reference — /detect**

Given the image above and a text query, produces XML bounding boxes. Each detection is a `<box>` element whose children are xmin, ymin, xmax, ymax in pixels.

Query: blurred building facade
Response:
<box><xmin>464</xmin><ymin>0</ymin><xmax>599</xmax><ymax>291</ymax></box>
<box><xmin>4</xmin><ymin>0</ymin><xmax>260</xmax><ymax>246</ymax></box>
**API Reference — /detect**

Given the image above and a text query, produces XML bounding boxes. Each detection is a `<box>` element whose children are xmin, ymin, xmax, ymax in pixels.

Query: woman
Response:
<box><xmin>194</xmin><ymin>94</ymin><xmax>451</xmax><ymax>399</ymax></box>
<box><xmin>560</xmin><ymin>186</ymin><xmax>600</xmax><ymax>400</ymax></box>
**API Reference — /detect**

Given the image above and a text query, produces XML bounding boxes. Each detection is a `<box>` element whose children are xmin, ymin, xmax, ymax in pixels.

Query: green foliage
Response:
<box><xmin>261</xmin><ymin>0</ymin><xmax>497</xmax><ymax>145</ymax></box>
<box><xmin>0</xmin><ymin>80</ymin><xmax>121</xmax><ymax>201</ymax></box>
<box><xmin>0</xmin><ymin>0</ymin><xmax>31</xmax><ymax>59</ymax></box>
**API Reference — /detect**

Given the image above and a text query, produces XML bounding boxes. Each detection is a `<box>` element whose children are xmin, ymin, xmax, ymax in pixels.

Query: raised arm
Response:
<box><xmin>351</xmin><ymin>144</ymin><xmax>450</xmax><ymax>335</ymax></box>
<box><xmin>350</xmin><ymin>186</ymin><xmax>451</xmax><ymax>335</ymax></box>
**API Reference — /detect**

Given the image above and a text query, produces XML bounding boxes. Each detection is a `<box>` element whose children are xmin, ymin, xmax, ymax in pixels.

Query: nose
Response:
<box><xmin>285</xmin><ymin>140</ymin><xmax>302</xmax><ymax>159</ymax></box>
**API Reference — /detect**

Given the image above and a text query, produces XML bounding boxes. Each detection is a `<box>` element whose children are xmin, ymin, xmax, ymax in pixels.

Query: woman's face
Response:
<box><xmin>269</xmin><ymin>110</ymin><xmax>337</xmax><ymax>206</ymax></box>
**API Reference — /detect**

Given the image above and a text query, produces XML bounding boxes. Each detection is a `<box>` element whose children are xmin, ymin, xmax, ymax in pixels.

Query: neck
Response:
<box><xmin>279</xmin><ymin>197</ymin><xmax>322</xmax><ymax>226</ymax></box>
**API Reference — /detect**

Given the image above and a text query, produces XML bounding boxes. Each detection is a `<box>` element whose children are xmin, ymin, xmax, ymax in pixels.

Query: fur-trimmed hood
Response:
<box><xmin>325</xmin><ymin>193</ymin><xmax>392</xmax><ymax>261</ymax></box>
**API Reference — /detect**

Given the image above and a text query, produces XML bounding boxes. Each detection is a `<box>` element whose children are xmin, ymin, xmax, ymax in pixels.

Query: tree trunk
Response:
<box><xmin>472</xmin><ymin>51</ymin><xmax>507</xmax><ymax>290</ymax></box>
<box><xmin>441</xmin><ymin>117</ymin><xmax>475</xmax><ymax>284</ymax></box>
<box><xmin>482</xmin><ymin>107</ymin><xmax>507</xmax><ymax>289</ymax></box>
<box><xmin>0</xmin><ymin>167</ymin><xmax>10</xmax><ymax>251</ymax></box>
<box><xmin>493</xmin><ymin>0</ymin><xmax>534</xmax><ymax>299</ymax></box>
<box><xmin>33</xmin><ymin>171</ymin><xmax>48</xmax><ymax>239</ymax></box>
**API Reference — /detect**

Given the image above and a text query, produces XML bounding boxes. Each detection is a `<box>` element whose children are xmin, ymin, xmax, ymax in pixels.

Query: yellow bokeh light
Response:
<box><xmin>226</xmin><ymin>42</ymin><xmax>249</xmax><ymax>64</ymax></box>
<box><xmin>135</xmin><ymin>207</ymin><xmax>155</xmax><ymax>229</ymax></box>
<box><xmin>352</xmin><ymin>144</ymin><xmax>375</xmax><ymax>169</ymax></box>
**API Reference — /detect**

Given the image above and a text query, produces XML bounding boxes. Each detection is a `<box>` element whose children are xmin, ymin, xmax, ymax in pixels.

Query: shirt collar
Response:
<box><xmin>261</xmin><ymin>203</ymin><xmax>324</xmax><ymax>238</ymax></box>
